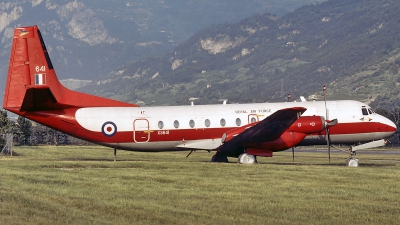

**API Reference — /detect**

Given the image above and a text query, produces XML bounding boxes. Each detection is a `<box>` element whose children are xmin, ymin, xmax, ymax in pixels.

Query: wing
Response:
<box><xmin>217</xmin><ymin>107</ymin><xmax>306</xmax><ymax>157</ymax></box>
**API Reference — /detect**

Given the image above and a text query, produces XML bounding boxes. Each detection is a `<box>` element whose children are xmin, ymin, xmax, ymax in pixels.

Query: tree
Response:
<box><xmin>17</xmin><ymin>116</ymin><xmax>32</xmax><ymax>146</ymax></box>
<box><xmin>0</xmin><ymin>110</ymin><xmax>8</xmax><ymax>150</ymax></box>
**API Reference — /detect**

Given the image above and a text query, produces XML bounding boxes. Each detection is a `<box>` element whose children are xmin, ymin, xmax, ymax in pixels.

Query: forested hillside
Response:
<box><xmin>0</xmin><ymin>0</ymin><xmax>321</xmax><ymax>105</ymax></box>
<box><xmin>82</xmin><ymin>0</ymin><xmax>400</xmax><ymax>112</ymax></box>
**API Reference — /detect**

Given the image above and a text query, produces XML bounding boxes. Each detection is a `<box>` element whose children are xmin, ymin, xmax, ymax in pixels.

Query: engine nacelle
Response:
<box><xmin>289</xmin><ymin>116</ymin><xmax>326</xmax><ymax>134</ymax></box>
<box><xmin>221</xmin><ymin>116</ymin><xmax>326</xmax><ymax>144</ymax></box>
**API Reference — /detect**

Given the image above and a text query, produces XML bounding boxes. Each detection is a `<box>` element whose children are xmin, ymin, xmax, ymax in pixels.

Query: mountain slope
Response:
<box><xmin>0</xmin><ymin>0</ymin><xmax>321</xmax><ymax>105</ymax></box>
<box><xmin>83</xmin><ymin>0</ymin><xmax>400</xmax><ymax>107</ymax></box>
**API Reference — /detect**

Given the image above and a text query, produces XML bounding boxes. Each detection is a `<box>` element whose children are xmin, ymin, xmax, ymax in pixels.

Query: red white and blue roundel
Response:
<box><xmin>102</xmin><ymin>121</ymin><xmax>117</xmax><ymax>137</ymax></box>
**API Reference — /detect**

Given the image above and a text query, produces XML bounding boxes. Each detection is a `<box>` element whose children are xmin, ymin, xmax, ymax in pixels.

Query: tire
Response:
<box><xmin>238</xmin><ymin>153</ymin><xmax>257</xmax><ymax>164</ymax></box>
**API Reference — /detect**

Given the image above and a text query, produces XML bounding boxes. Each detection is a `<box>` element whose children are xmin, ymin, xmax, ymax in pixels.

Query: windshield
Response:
<box><xmin>361</xmin><ymin>106</ymin><xmax>375</xmax><ymax>116</ymax></box>
<box><xmin>362</xmin><ymin>107</ymin><xmax>368</xmax><ymax>116</ymax></box>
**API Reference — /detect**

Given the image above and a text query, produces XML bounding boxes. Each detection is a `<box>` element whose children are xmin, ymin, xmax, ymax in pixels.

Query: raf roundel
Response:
<box><xmin>102</xmin><ymin>121</ymin><xmax>117</xmax><ymax>137</ymax></box>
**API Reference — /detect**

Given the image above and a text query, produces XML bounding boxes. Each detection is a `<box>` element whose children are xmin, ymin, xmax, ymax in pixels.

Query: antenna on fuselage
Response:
<box><xmin>218</xmin><ymin>99</ymin><xmax>228</xmax><ymax>105</ymax></box>
<box><xmin>189</xmin><ymin>97</ymin><xmax>199</xmax><ymax>106</ymax></box>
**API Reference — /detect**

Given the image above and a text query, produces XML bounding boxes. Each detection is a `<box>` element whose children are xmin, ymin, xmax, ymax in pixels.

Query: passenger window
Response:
<box><xmin>205</xmin><ymin>119</ymin><xmax>211</xmax><ymax>127</ymax></box>
<box><xmin>236</xmin><ymin>118</ymin><xmax>241</xmax><ymax>126</ymax></box>
<box><xmin>173</xmin><ymin>120</ymin><xmax>179</xmax><ymax>128</ymax></box>
<box><xmin>251</xmin><ymin>117</ymin><xmax>257</xmax><ymax>123</ymax></box>
<box><xmin>158</xmin><ymin>121</ymin><xmax>164</xmax><ymax>129</ymax></box>
<box><xmin>220</xmin><ymin>118</ymin><xmax>226</xmax><ymax>127</ymax></box>
<box><xmin>361</xmin><ymin>108</ymin><xmax>368</xmax><ymax>116</ymax></box>
<box><xmin>189</xmin><ymin>119</ymin><xmax>195</xmax><ymax>128</ymax></box>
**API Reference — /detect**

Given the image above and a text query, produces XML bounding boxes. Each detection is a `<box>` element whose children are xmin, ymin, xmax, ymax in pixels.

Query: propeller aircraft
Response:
<box><xmin>3</xmin><ymin>26</ymin><xmax>397</xmax><ymax>166</ymax></box>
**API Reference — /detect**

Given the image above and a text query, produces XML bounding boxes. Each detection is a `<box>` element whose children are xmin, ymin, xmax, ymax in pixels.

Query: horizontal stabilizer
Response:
<box><xmin>20</xmin><ymin>86</ymin><xmax>68</xmax><ymax>111</ymax></box>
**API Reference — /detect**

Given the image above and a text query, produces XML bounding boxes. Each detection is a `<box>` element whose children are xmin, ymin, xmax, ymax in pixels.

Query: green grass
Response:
<box><xmin>1</xmin><ymin>146</ymin><xmax>400</xmax><ymax>225</ymax></box>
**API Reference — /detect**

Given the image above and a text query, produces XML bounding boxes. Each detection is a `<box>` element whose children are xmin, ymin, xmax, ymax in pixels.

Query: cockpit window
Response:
<box><xmin>361</xmin><ymin>107</ymin><xmax>368</xmax><ymax>116</ymax></box>
<box><xmin>368</xmin><ymin>109</ymin><xmax>373</xmax><ymax>115</ymax></box>
<box><xmin>369</xmin><ymin>108</ymin><xmax>375</xmax><ymax>114</ymax></box>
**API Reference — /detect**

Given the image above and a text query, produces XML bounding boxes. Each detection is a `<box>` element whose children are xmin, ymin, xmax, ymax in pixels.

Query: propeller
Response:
<box><xmin>291</xmin><ymin>109</ymin><xmax>302</xmax><ymax>162</ymax></box>
<box><xmin>323</xmin><ymin>85</ymin><xmax>339</xmax><ymax>162</ymax></box>
<box><xmin>325</xmin><ymin>119</ymin><xmax>338</xmax><ymax>163</ymax></box>
<box><xmin>323</xmin><ymin>85</ymin><xmax>330</xmax><ymax>162</ymax></box>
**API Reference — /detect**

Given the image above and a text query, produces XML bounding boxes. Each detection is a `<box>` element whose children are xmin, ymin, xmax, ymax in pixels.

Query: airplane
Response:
<box><xmin>3</xmin><ymin>26</ymin><xmax>397</xmax><ymax>166</ymax></box>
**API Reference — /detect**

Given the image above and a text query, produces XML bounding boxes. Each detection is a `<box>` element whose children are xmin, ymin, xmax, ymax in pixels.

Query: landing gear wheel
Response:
<box><xmin>238</xmin><ymin>153</ymin><xmax>257</xmax><ymax>164</ymax></box>
<box><xmin>346</xmin><ymin>158</ymin><xmax>359</xmax><ymax>167</ymax></box>
<box><xmin>211</xmin><ymin>152</ymin><xmax>229</xmax><ymax>163</ymax></box>
<box><xmin>346</xmin><ymin>147</ymin><xmax>359</xmax><ymax>167</ymax></box>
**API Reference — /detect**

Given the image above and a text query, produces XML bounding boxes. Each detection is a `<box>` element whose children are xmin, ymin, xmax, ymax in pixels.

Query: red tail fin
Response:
<box><xmin>3</xmin><ymin>25</ymin><xmax>137</xmax><ymax>114</ymax></box>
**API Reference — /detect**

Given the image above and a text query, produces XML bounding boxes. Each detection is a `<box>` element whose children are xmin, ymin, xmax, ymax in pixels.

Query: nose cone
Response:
<box><xmin>379</xmin><ymin>115</ymin><xmax>397</xmax><ymax>135</ymax></box>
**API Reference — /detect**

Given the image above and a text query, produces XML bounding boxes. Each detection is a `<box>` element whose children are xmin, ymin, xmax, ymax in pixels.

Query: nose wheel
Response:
<box><xmin>346</xmin><ymin>147</ymin><xmax>359</xmax><ymax>167</ymax></box>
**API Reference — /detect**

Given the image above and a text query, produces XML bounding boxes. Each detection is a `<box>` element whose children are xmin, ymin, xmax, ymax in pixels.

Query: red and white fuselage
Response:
<box><xmin>70</xmin><ymin>101</ymin><xmax>395</xmax><ymax>151</ymax></box>
<box><xmin>3</xmin><ymin>26</ymin><xmax>397</xmax><ymax>160</ymax></box>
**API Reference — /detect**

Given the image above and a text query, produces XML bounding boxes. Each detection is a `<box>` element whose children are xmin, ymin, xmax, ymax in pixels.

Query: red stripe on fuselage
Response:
<box><xmin>92</xmin><ymin>122</ymin><xmax>394</xmax><ymax>143</ymax></box>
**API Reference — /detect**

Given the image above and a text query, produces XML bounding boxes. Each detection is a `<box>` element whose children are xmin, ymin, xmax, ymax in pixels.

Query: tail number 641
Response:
<box><xmin>35</xmin><ymin>66</ymin><xmax>46</xmax><ymax>72</ymax></box>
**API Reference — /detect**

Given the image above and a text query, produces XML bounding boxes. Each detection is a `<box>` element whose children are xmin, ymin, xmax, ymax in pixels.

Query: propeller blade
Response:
<box><xmin>292</xmin><ymin>147</ymin><xmax>295</xmax><ymax>162</ymax></box>
<box><xmin>326</xmin><ymin>119</ymin><xmax>338</xmax><ymax>128</ymax></box>
<box><xmin>326</xmin><ymin>127</ymin><xmax>331</xmax><ymax>162</ymax></box>
<box><xmin>325</xmin><ymin>118</ymin><xmax>336</xmax><ymax>163</ymax></box>
<box><xmin>322</xmin><ymin>85</ymin><xmax>330</xmax><ymax>162</ymax></box>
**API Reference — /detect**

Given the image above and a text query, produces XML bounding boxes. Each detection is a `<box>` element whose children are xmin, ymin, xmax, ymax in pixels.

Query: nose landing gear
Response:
<box><xmin>345</xmin><ymin>147</ymin><xmax>359</xmax><ymax>167</ymax></box>
<box><xmin>344</xmin><ymin>139</ymin><xmax>386</xmax><ymax>167</ymax></box>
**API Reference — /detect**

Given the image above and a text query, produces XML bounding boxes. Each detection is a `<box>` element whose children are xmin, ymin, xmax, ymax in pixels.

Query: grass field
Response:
<box><xmin>1</xmin><ymin>146</ymin><xmax>399</xmax><ymax>225</ymax></box>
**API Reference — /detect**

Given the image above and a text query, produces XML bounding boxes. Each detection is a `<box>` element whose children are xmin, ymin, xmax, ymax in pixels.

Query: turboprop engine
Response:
<box><xmin>288</xmin><ymin>116</ymin><xmax>326</xmax><ymax>134</ymax></box>
<box><xmin>221</xmin><ymin>116</ymin><xmax>326</xmax><ymax>144</ymax></box>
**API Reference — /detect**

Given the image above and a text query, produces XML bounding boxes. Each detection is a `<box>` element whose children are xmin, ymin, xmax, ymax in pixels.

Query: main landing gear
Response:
<box><xmin>211</xmin><ymin>152</ymin><xmax>229</xmax><ymax>163</ymax></box>
<box><xmin>211</xmin><ymin>152</ymin><xmax>258</xmax><ymax>164</ymax></box>
<box><xmin>237</xmin><ymin>153</ymin><xmax>257</xmax><ymax>164</ymax></box>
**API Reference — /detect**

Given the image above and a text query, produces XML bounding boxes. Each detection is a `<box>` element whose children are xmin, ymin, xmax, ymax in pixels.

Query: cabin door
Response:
<box><xmin>133</xmin><ymin>119</ymin><xmax>150</xmax><ymax>143</ymax></box>
<box><xmin>248</xmin><ymin>114</ymin><xmax>259</xmax><ymax>124</ymax></box>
